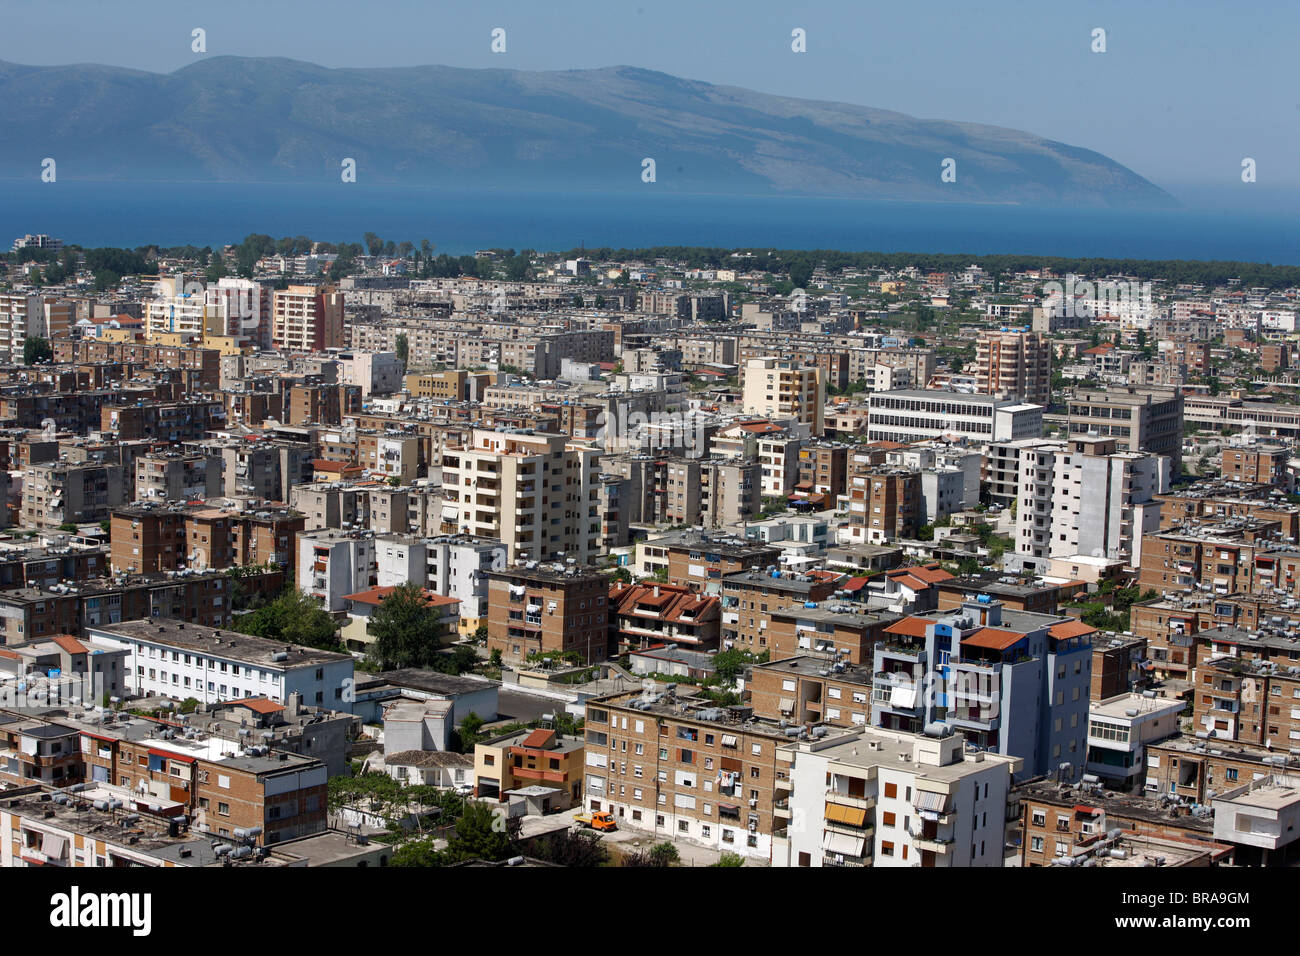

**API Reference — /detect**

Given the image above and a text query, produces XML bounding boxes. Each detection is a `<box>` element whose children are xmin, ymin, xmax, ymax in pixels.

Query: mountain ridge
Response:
<box><xmin>0</xmin><ymin>56</ymin><xmax>1176</xmax><ymax>208</ymax></box>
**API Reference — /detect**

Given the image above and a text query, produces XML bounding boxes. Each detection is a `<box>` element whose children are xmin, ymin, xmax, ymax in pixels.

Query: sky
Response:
<box><xmin>2</xmin><ymin>0</ymin><xmax>1297</xmax><ymax>198</ymax></box>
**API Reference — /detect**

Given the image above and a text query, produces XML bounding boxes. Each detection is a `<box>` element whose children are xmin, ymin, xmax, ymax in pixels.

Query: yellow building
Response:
<box><xmin>473</xmin><ymin>728</ymin><xmax>585</xmax><ymax>810</ymax></box>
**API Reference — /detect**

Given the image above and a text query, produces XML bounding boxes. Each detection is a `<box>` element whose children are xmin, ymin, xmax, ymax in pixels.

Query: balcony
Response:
<box><xmin>911</xmin><ymin>834</ymin><xmax>954</xmax><ymax>854</ymax></box>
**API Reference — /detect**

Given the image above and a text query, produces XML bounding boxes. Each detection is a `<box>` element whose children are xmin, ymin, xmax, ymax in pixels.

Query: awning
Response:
<box><xmin>40</xmin><ymin>832</ymin><xmax>68</xmax><ymax>859</ymax></box>
<box><xmin>778</xmin><ymin>699</ymin><xmax>795</xmax><ymax>713</ymax></box>
<box><xmin>914</xmin><ymin>790</ymin><xmax>949</xmax><ymax>812</ymax></box>
<box><xmin>821</xmin><ymin>831</ymin><xmax>865</xmax><ymax>856</ymax></box>
<box><xmin>890</xmin><ymin>683</ymin><xmax>917</xmax><ymax>709</ymax></box>
<box><xmin>526</xmin><ymin>604</ymin><xmax>541</xmax><ymax>614</ymax></box>
<box><xmin>825</xmin><ymin>803</ymin><xmax>867</xmax><ymax>826</ymax></box>
<box><xmin>720</xmin><ymin>734</ymin><xmax>738</xmax><ymax>748</ymax></box>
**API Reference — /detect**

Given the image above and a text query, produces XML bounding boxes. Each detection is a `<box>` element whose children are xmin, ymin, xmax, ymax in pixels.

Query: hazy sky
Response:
<box><xmin>3</xmin><ymin>0</ymin><xmax>1297</xmax><ymax>193</ymax></box>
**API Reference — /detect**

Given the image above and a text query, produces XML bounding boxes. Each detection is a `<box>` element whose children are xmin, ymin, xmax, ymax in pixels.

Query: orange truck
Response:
<box><xmin>573</xmin><ymin>811</ymin><xmax>617</xmax><ymax>832</ymax></box>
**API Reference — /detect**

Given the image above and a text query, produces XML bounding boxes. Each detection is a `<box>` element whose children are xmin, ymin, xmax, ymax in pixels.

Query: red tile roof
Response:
<box><xmin>51</xmin><ymin>634</ymin><xmax>89</xmax><ymax>655</ymax></box>
<box><xmin>343</xmin><ymin>586</ymin><xmax>459</xmax><ymax>608</ymax></box>
<box><xmin>961</xmin><ymin>627</ymin><xmax>1025</xmax><ymax>651</ymax></box>
<box><xmin>234</xmin><ymin>698</ymin><xmax>285</xmax><ymax>715</ymax></box>
<box><xmin>1049</xmin><ymin>620</ymin><xmax>1098</xmax><ymax>640</ymax></box>
<box><xmin>885</xmin><ymin>617</ymin><xmax>929</xmax><ymax>638</ymax></box>
<box><xmin>521</xmin><ymin>729</ymin><xmax>556</xmax><ymax>749</ymax></box>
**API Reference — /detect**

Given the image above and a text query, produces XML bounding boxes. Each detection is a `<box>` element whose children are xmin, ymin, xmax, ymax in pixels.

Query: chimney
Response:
<box><xmin>287</xmin><ymin>691</ymin><xmax>302</xmax><ymax>718</ymax></box>
<box><xmin>653</xmin><ymin>586</ymin><xmax>660</xmax><ymax>598</ymax></box>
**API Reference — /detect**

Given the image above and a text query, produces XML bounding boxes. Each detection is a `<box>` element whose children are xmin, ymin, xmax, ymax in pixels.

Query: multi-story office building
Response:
<box><xmin>440</xmin><ymin>428</ymin><xmax>600</xmax><ymax>564</ymax></box>
<box><xmin>974</xmin><ymin>329</ymin><xmax>1051</xmax><ymax>406</ymax></box>
<box><xmin>1067</xmin><ymin>386</ymin><xmax>1183</xmax><ymax>468</ymax></box>
<box><xmin>774</xmin><ymin>724</ymin><xmax>1021</xmax><ymax>867</ymax></box>
<box><xmin>867</xmin><ymin>389</ymin><xmax>1042</xmax><ymax>445</ymax></box>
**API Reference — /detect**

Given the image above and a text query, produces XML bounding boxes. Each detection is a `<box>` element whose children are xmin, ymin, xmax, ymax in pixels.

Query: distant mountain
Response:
<box><xmin>0</xmin><ymin>57</ymin><xmax>1175</xmax><ymax>207</ymax></box>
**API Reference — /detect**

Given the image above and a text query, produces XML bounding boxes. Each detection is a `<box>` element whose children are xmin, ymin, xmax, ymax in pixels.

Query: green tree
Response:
<box><xmin>529</xmin><ymin>828</ymin><xmax>609</xmax><ymax>867</ymax></box>
<box><xmin>712</xmin><ymin>851</ymin><xmax>744</xmax><ymax>867</ymax></box>
<box><xmin>24</xmin><ymin>337</ymin><xmax>53</xmax><ymax>365</ymax></box>
<box><xmin>233</xmin><ymin>587</ymin><xmax>340</xmax><ymax>650</ymax></box>
<box><xmin>389</xmin><ymin>836</ymin><xmax>447</xmax><ymax>867</ymax></box>
<box><xmin>648</xmin><ymin>842</ymin><xmax>680</xmax><ymax>866</ymax></box>
<box><xmin>367</xmin><ymin>582</ymin><xmax>450</xmax><ymax>670</ymax></box>
<box><xmin>445</xmin><ymin>800</ymin><xmax>517</xmax><ymax>862</ymax></box>
<box><xmin>363</xmin><ymin>232</ymin><xmax>383</xmax><ymax>257</ymax></box>
<box><xmin>394</xmin><ymin>333</ymin><xmax>409</xmax><ymax>371</ymax></box>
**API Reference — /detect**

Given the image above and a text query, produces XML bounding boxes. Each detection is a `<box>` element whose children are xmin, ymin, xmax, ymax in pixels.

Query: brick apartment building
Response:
<box><xmin>486</xmin><ymin>563</ymin><xmax>611</xmax><ymax>665</ymax></box>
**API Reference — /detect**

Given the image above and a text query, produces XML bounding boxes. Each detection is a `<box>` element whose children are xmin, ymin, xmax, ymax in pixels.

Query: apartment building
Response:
<box><xmin>473</xmin><ymin>728</ymin><xmax>585</xmax><ymax>808</ymax></box>
<box><xmin>272</xmin><ymin>284</ymin><xmax>344</xmax><ymax>352</ymax></box>
<box><xmin>871</xmin><ymin>599</ymin><xmax>1092</xmax><ymax>779</ymax></box>
<box><xmin>582</xmin><ymin>690</ymin><xmax>792</xmax><ymax>859</ymax></box>
<box><xmin>134</xmin><ymin>451</ymin><xmax>222</xmax><ymax>502</ymax></box>
<box><xmin>21</xmin><ymin>461</ymin><xmax>125</xmax><ymax>529</ymax></box>
<box><xmin>654</xmin><ymin>532</ymin><xmax>780</xmax><ymax>594</ymax></box>
<box><xmin>86</xmin><ymin>618</ymin><xmax>354</xmax><ymax>711</ymax></box>
<box><xmin>847</xmin><ymin>468</ymin><xmax>921</xmax><ymax>545</ymax></box>
<box><xmin>609</xmin><ymin>582</ymin><xmax>721</xmax><ymax>654</ymax></box>
<box><xmin>298</xmin><ymin>530</ymin><xmax>376</xmax><ymax>612</ymax></box>
<box><xmin>485</xmin><ymin>563</ymin><xmax>610</xmax><ymax>665</ymax></box>
<box><xmin>1084</xmin><ymin>693</ymin><xmax>1184</xmax><ymax>787</ymax></box>
<box><xmin>1221</xmin><ymin>444</ymin><xmax>1290</xmax><ymax>488</ymax></box>
<box><xmin>796</xmin><ymin>442</ymin><xmax>850</xmax><ymax>501</ymax></box>
<box><xmin>974</xmin><ymin>328</ymin><xmax>1051</xmax><ymax>405</ymax></box>
<box><xmin>867</xmin><ymin>389</ymin><xmax>1042</xmax><ymax>445</ymax></box>
<box><xmin>374</xmin><ymin>533</ymin><xmax>505</xmax><ymax>636</ymax></box>
<box><xmin>764</xmin><ymin>605</ymin><xmax>901</xmax><ymax>665</ymax></box>
<box><xmin>741</xmin><ymin>357</ymin><xmax>825</xmax><ymax>436</ymax></box>
<box><xmin>1067</xmin><ymin>386</ymin><xmax>1183</xmax><ymax>467</ymax></box>
<box><xmin>1012</xmin><ymin>436</ymin><xmax>1170</xmax><ymax>570</ymax></box>
<box><xmin>440</xmin><ymin>428</ymin><xmax>600</xmax><ymax>564</ymax></box>
<box><xmin>719</xmin><ymin>568</ymin><xmax>840</xmax><ymax>656</ymax></box>
<box><xmin>774</xmin><ymin>725</ymin><xmax>1020</xmax><ymax>867</ymax></box>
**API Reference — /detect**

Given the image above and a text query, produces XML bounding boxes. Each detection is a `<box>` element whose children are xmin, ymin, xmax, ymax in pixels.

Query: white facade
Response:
<box><xmin>85</xmin><ymin>623</ymin><xmax>355</xmax><ymax>713</ymax></box>
<box><xmin>375</xmin><ymin>534</ymin><xmax>506</xmax><ymax>626</ymax></box>
<box><xmin>867</xmin><ymin>389</ymin><xmax>1042</xmax><ymax>445</ymax></box>
<box><xmin>774</xmin><ymin>727</ymin><xmax>1020</xmax><ymax>868</ymax></box>
<box><xmin>1014</xmin><ymin>440</ymin><xmax>1170</xmax><ymax>569</ymax></box>
<box><xmin>299</xmin><ymin>531</ymin><xmax>376</xmax><ymax>611</ymax></box>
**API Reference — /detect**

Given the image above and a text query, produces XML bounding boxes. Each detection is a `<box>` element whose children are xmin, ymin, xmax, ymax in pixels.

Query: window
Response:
<box><xmin>218</xmin><ymin>802</ymin><xmax>230</xmax><ymax>816</ymax></box>
<box><xmin>884</xmin><ymin>783</ymin><xmax>897</xmax><ymax>799</ymax></box>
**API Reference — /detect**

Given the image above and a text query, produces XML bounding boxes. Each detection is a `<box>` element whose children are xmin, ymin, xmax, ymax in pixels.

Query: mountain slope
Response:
<box><xmin>0</xmin><ymin>57</ymin><xmax>1175</xmax><ymax>207</ymax></box>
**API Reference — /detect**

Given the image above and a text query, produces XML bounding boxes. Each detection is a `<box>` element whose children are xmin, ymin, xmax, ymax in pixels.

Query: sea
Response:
<box><xmin>1</xmin><ymin>179</ymin><xmax>1297</xmax><ymax>264</ymax></box>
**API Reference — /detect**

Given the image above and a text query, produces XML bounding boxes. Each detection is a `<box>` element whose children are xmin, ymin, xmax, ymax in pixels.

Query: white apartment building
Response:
<box><xmin>774</xmin><ymin>725</ymin><xmax>1021</xmax><ymax>868</ymax></box>
<box><xmin>374</xmin><ymin>533</ymin><xmax>506</xmax><ymax>635</ymax></box>
<box><xmin>298</xmin><ymin>530</ymin><xmax>376</xmax><ymax>612</ymax></box>
<box><xmin>86</xmin><ymin>619</ymin><xmax>355</xmax><ymax>711</ymax></box>
<box><xmin>867</xmin><ymin>389</ymin><xmax>1042</xmax><ymax>445</ymax></box>
<box><xmin>1085</xmin><ymin>693</ymin><xmax>1183</xmax><ymax>787</ymax></box>
<box><xmin>0</xmin><ymin>293</ymin><xmax>48</xmax><ymax>363</ymax></box>
<box><xmin>757</xmin><ymin>436</ymin><xmax>803</xmax><ymax>498</ymax></box>
<box><xmin>440</xmin><ymin>427</ymin><xmax>600</xmax><ymax>564</ymax></box>
<box><xmin>337</xmin><ymin>350</ymin><xmax>404</xmax><ymax>396</ymax></box>
<box><xmin>742</xmin><ymin>357</ymin><xmax>825</xmax><ymax>435</ymax></box>
<box><xmin>1013</xmin><ymin>437</ymin><xmax>1170</xmax><ymax>571</ymax></box>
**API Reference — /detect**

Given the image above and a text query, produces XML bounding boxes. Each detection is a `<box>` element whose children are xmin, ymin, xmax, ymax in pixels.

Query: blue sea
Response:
<box><xmin>1</xmin><ymin>179</ymin><xmax>1297</xmax><ymax>264</ymax></box>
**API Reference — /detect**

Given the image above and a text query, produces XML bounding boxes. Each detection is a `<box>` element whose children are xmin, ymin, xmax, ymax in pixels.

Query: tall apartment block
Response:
<box><xmin>440</xmin><ymin>427</ymin><xmax>600</xmax><ymax>564</ymax></box>
<box><xmin>272</xmin><ymin>284</ymin><xmax>344</xmax><ymax>352</ymax></box>
<box><xmin>741</xmin><ymin>357</ymin><xmax>825</xmax><ymax>436</ymax></box>
<box><xmin>974</xmin><ymin>328</ymin><xmax>1052</xmax><ymax>406</ymax></box>
<box><xmin>485</xmin><ymin>563</ymin><xmax>610</xmax><ymax>664</ymax></box>
<box><xmin>872</xmin><ymin>598</ymin><xmax>1093</xmax><ymax>779</ymax></box>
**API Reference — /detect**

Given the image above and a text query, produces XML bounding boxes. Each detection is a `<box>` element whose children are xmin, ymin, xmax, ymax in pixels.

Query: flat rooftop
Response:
<box><xmin>89</xmin><ymin>618</ymin><xmax>352</xmax><ymax>669</ymax></box>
